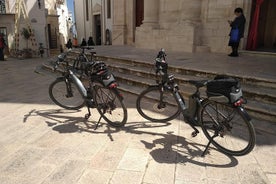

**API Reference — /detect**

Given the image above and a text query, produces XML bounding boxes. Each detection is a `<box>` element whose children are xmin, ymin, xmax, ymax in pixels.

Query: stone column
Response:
<box><xmin>112</xmin><ymin>0</ymin><xmax>126</xmax><ymax>45</ymax></box>
<box><xmin>142</xmin><ymin>0</ymin><xmax>159</xmax><ymax>28</ymax></box>
<box><xmin>135</xmin><ymin>0</ymin><xmax>159</xmax><ymax>49</ymax></box>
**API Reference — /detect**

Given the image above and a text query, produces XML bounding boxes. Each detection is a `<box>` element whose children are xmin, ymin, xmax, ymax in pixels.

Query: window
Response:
<box><xmin>136</xmin><ymin>0</ymin><xmax>144</xmax><ymax>27</ymax></box>
<box><xmin>107</xmin><ymin>0</ymin><xmax>111</xmax><ymax>19</ymax></box>
<box><xmin>0</xmin><ymin>0</ymin><xmax>6</xmax><ymax>14</ymax></box>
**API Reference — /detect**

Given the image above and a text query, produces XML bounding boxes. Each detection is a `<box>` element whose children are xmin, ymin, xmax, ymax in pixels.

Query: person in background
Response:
<box><xmin>66</xmin><ymin>39</ymin><xmax>72</xmax><ymax>50</ymax></box>
<box><xmin>80</xmin><ymin>38</ymin><xmax>87</xmax><ymax>46</ymax></box>
<box><xmin>228</xmin><ymin>7</ymin><xmax>246</xmax><ymax>57</ymax></box>
<box><xmin>0</xmin><ymin>33</ymin><xmax>6</xmax><ymax>61</ymax></box>
<box><xmin>87</xmin><ymin>36</ymin><xmax>95</xmax><ymax>46</ymax></box>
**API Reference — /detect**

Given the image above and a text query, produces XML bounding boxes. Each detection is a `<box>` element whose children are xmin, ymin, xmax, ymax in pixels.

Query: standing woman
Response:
<box><xmin>228</xmin><ymin>8</ymin><xmax>246</xmax><ymax>57</ymax></box>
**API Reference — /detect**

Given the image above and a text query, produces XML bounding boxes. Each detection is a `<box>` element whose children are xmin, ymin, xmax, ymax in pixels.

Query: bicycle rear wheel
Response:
<box><xmin>136</xmin><ymin>86</ymin><xmax>180</xmax><ymax>122</ymax></box>
<box><xmin>49</xmin><ymin>78</ymin><xmax>85</xmax><ymax>110</ymax></box>
<box><xmin>93</xmin><ymin>85</ymin><xmax>127</xmax><ymax>127</ymax></box>
<box><xmin>200</xmin><ymin>100</ymin><xmax>256</xmax><ymax>156</ymax></box>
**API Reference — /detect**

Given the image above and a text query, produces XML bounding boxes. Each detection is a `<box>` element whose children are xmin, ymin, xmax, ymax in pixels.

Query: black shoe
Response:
<box><xmin>228</xmin><ymin>53</ymin><xmax>238</xmax><ymax>57</ymax></box>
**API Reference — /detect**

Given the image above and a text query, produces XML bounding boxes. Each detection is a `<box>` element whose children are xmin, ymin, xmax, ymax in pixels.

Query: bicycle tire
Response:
<box><xmin>200</xmin><ymin>100</ymin><xmax>256</xmax><ymax>156</ymax></box>
<box><xmin>49</xmin><ymin>78</ymin><xmax>86</xmax><ymax>110</ymax></box>
<box><xmin>93</xmin><ymin>85</ymin><xmax>127</xmax><ymax>127</ymax></box>
<box><xmin>136</xmin><ymin>86</ymin><xmax>181</xmax><ymax>122</ymax></box>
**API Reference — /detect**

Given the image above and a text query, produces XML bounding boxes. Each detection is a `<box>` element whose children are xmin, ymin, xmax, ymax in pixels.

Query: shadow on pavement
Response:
<box><xmin>23</xmin><ymin>108</ymin><xmax>239</xmax><ymax>168</ymax></box>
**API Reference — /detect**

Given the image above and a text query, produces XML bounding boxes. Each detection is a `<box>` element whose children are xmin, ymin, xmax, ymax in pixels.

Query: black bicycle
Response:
<box><xmin>48</xmin><ymin>51</ymin><xmax>127</xmax><ymax>129</ymax></box>
<box><xmin>136</xmin><ymin>49</ymin><xmax>256</xmax><ymax>156</ymax></box>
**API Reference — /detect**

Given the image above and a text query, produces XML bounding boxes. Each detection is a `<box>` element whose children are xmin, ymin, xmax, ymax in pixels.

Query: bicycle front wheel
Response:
<box><xmin>200</xmin><ymin>100</ymin><xmax>256</xmax><ymax>156</ymax></box>
<box><xmin>93</xmin><ymin>86</ymin><xmax>127</xmax><ymax>127</ymax></box>
<box><xmin>49</xmin><ymin>78</ymin><xmax>85</xmax><ymax>110</ymax></box>
<box><xmin>136</xmin><ymin>86</ymin><xmax>180</xmax><ymax>122</ymax></box>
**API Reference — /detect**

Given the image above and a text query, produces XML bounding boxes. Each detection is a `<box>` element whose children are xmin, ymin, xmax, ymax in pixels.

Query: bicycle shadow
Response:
<box><xmin>23</xmin><ymin>108</ymin><xmax>238</xmax><ymax>168</ymax></box>
<box><xmin>122</xmin><ymin>121</ymin><xmax>239</xmax><ymax>168</ymax></box>
<box><xmin>24</xmin><ymin>108</ymin><xmax>107</xmax><ymax>132</ymax></box>
<box><xmin>23</xmin><ymin>108</ymin><xmax>170</xmax><ymax>141</ymax></box>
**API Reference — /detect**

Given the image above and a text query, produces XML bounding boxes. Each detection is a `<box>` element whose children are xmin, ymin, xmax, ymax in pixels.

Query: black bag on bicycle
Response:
<box><xmin>206</xmin><ymin>75</ymin><xmax>242</xmax><ymax>103</ymax></box>
<box><xmin>89</xmin><ymin>61</ymin><xmax>117</xmax><ymax>87</ymax></box>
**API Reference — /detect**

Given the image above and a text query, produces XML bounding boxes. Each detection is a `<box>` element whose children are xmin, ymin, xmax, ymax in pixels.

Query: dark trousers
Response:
<box><xmin>0</xmin><ymin>48</ymin><xmax>4</xmax><ymax>61</ymax></box>
<box><xmin>231</xmin><ymin>45</ymin><xmax>239</xmax><ymax>56</ymax></box>
<box><xmin>228</xmin><ymin>40</ymin><xmax>240</xmax><ymax>56</ymax></box>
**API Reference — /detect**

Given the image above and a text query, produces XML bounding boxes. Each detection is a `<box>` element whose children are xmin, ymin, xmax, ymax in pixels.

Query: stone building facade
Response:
<box><xmin>111</xmin><ymin>0</ymin><xmax>276</xmax><ymax>53</ymax></box>
<box><xmin>0</xmin><ymin>0</ymin><xmax>70</xmax><ymax>56</ymax></box>
<box><xmin>74</xmin><ymin>0</ymin><xmax>108</xmax><ymax>46</ymax></box>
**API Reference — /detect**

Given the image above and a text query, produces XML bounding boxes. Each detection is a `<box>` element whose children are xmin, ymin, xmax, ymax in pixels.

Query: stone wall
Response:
<box><xmin>115</xmin><ymin>0</ymin><xmax>252</xmax><ymax>53</ymax></box>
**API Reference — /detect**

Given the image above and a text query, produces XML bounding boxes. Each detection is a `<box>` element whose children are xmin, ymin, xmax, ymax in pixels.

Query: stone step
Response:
<box><xmin>97</xmin><ymin>55</ymin><xmax>276</xmax><ymax>89</ymax></box>
<box><xmin>105</xmin><ymin>59</ymin><xmax>276</xmax><ymax>106</ymax></box>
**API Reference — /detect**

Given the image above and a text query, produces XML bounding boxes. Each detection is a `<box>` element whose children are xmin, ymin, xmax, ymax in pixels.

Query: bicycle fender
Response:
<box><xmin>238</xmin><ymin>106</ymin><xmax>251</xmax><ymax>121</ymax></box>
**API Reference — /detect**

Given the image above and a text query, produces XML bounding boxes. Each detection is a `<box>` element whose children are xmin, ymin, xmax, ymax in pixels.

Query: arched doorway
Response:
<box><xmin>247</xmin><ymin>0</ymin><xmax>276</xmax><ymax>52</ymax></box>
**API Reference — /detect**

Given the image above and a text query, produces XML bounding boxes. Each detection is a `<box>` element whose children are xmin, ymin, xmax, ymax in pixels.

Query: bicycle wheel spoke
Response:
<box><xmin>94</xmin><ymin>86</ymin><xmax>127</xmax><ymax>127</ymax></box>
<box><xmin>136</xmin><ymin>86</ymin><xmax>180</xmax><ymax>122</ymax></box>
<box><xmin>49</xmin><ymin>79</ymin><xmax>85</xmax><ymax>110</ymax></box>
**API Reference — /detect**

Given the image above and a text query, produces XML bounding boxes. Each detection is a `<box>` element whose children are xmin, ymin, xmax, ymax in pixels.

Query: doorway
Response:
<box><xmin>136</xmin><ymin>0</ymin><xmax>144</xmax><ymax>27</ymax></box>
<box><xmin>248</xmin><ymin>0</ymin><xmax>276</xmax><ymax>52</ymax></box>
<box><xmin>94</xmin><ymin>14</ymin><xmax>101</xmax><ymax>45</ymax></box>
<box><xmin>47</xmin><ymin>24</ymin><xmax>57</xmax><ymax>49</ymax></box>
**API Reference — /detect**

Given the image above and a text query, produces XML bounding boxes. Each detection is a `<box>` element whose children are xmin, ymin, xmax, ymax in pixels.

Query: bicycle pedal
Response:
<box><xmin>84</xmin><ymin>114</ymin><xmax>90</xmax><ymax>119</ymax></box>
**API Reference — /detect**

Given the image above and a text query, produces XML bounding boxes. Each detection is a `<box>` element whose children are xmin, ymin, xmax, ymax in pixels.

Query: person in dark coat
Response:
<box><xmin>66</xmin><ymin>39</ymin><xmax>72</xmax><ymax>49</ymax></box>
<box><xmin>80</xmin><ymin>38</ymin><xmax>87</xmax><ymax>46</ymax></box>
<box><xmin>228</xmin><ymin>8</ymin><xmax>246</xmax><ymax>57</ymax></box>
<box><xmin>87</xmin><ymin>36</ymin><xmax>95</xmax><ymax>46</ymax></box>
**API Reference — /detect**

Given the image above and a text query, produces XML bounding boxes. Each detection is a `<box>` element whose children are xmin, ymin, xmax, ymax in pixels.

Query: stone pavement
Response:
<box><xmin>0</xmin><ymin>50</ymin><xmax>275</xmax><ymax>184</ymax></box>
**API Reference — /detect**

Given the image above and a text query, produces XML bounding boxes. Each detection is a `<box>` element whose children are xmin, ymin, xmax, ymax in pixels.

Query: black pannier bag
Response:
<box><xmin>206</xmin><ymin>75</ymin><xmax>242</xmax><ymax>103</ymax></box>
<box><xmin>89</xmin><ymin>61</ymin><xmax>117</xmax><ymax>87</ymax></box>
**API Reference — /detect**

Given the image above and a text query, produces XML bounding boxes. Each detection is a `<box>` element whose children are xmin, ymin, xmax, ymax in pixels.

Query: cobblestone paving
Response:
<box><xmin>0</xmin><ymin>57</ymin><xmax>275</xmax><ymax>184</ymax></box>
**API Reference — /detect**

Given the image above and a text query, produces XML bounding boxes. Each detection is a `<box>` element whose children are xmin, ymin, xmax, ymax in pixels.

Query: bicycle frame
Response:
<box><xmin>53</xmin><ymin>51</ymin><xmax>125</xmax><ymax>129</ymax></box>
<box><xmin>68</xmin><ymin>70</ymin><xmax>88</xmax><ymax>98</ymax></box>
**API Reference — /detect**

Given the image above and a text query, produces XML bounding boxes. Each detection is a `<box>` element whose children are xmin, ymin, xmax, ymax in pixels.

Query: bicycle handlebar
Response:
<box><xmin>52</xmin><ymin>46</ymin><xmax>97</xmax><ymax>73</ymax></box>
<box><xmin>156</xmin><ymin>48</ymin><xmax>166</xmax><ymax>60</ymax></box>
<box><xmin>155</xmin><ymin>49</ymin><xmax>168</xmax><ymax>77</ymax></box>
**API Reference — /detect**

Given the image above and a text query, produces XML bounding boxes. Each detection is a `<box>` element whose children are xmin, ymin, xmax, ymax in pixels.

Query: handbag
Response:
<box><xmin>230</xmin><ymin>27</ymin><xmax>239</xmax><ymax>42</ymax></box>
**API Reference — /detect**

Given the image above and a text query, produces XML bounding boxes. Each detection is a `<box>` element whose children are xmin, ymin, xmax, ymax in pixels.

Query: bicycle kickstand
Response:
<box><xmin>94</xmin><ymin>115</ymin><xmax>103</xmax><ymax>130</ymax></box>
<box><xmin>84</xmin><ymin>106</ymin><xmax>102</xmax><ymax>130</ymax></box>
<box><xmin>201</xmin><ymin>133</ymin><xmax>218</xmax><ymax>157</ymax></box>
